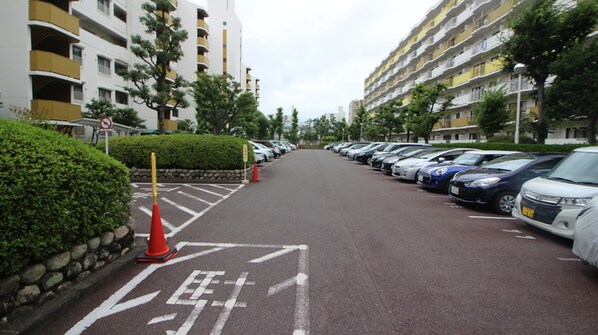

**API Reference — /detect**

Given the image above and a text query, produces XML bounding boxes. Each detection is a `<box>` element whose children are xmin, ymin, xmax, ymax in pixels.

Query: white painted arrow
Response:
<box><xmin>515</xmin><ymin>235</ymin><xmax>536</xmax><ymax>240</ymax></box>
<box><xmin>502</xmin><ymin>229</ymin><xmax>522</xmax><ymax>233</ymax></box>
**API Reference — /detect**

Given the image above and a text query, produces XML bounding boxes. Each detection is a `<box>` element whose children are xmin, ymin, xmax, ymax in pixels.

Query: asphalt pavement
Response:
<box><xmin>13</xmin><ymin>149</ymin><xmax>598</xmax><ymax>334</ymax></box>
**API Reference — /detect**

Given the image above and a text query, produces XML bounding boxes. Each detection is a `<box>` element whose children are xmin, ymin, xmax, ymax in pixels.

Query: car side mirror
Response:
<box><xmin>438</xmin><ymin>157</ymin><xmax>446</xmax><ymax>162</ymax></box>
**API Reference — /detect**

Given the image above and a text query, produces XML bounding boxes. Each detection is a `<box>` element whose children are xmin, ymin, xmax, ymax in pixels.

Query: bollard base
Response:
<box><xmin>136</xmin><ymin>247</ymin><xmax>178</xmax><ymax>263</ymax></box>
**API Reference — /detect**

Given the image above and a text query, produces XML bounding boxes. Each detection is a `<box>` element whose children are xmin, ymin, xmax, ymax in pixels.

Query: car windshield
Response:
<box><xmin>416</xmin><ymin>148</ymin><xmax>445</xmax><ymax>159</ymax></box>
<box><xmin>382</xmin><ymin>144</ymin><xmax>399</xmax><ymax>152</ymax></box>
<box><xmin>482</xmin><ymin>154</ymin><xmax>536</xmax><ymax>172</ymax></box>
<box><xmin>548</xmin><ymin>151</ymin><xmax>598</xmax><ymax>185</ymax></box>
<box><xmin>402</xmin><ymin>147</ymin><xmax>433</xmax><ymax>157</ymax></box>
<box><xmin>451</xmin><ymin>153</ymin><xmax>484</xmax><ymax>166</ymax></box>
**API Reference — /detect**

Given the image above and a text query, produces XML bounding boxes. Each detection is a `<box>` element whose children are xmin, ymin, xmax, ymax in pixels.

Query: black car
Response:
<box><xmin>370</xmin><ymin>144</ymin><xmax>430</xmax><ymax>169</ymax></box>
<box><xmin>354</xmin><ymin>142</ymin><xmax>392</xmax><ymax>164</ymax></box>
<box><xmin>380</xmin><ymin>147</ymin><xmax>439</xmax><ymax>175</ymax></box>
<box><xmin>448</xmin><ymin>153</ymin><xmax>565</xmax><ymax>215</ymax></box>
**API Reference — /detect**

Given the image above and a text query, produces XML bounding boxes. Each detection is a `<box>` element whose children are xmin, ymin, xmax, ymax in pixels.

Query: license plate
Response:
<box><xmin>450</xmin><ymin>185</ymin><xmax>459</xmax><ymax>195</ymax></box>
<box><xmin>522</xmin><ymin>206</ymin><xmax>535</xmax><ymax>218</ymax></box>
<box><xmin>418</xmin><ymin>175</ymin><xmax>424</xmax><ymax>182</ymax></box>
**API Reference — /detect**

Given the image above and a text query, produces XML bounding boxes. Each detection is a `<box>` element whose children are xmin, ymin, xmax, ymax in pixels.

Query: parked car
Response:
<box><xmin>392</xmin><ymin>148</ymin><xmax>474</xmax><ymax>182</ymax></box>
<box><xmin>512</xmin><ymin>146</ymin><xmax>598</xmax><ymax>239</ymax></box>
<box><xmin>348</xmin><ymin>142</ymin><xmax>385</xmax><ymax>161</ymax></box>
<box><xmin>417</xmin><ymin>150</ymin><xmax>519</xmax><ymax>192</ymax></box>
<box><xmin>573</xmin><ymin>196</ymin><xmax>598</xmax><ymax>267</ymax></box>
<box><xmin>340</xmin><ymin>142</ymin><xmax>370</xmax><ymax>156</ymax></box>
<box><xmin>252</xmin><ymin>140</ymin><xmax>281</xmax><ymax>158</ymax></box>
<box><xmin>380</xmin><ymin>147</ymin><xmax>438</xmax><ymax>175</ymax></box>
<box><xmin>370</xmin><ymin>144</ymin><xmax>431</xmax><ymax>169</ymax></box>
<box><xmin>249</xmin><ymin>141</ymin><xmax>274</xmax><ymax>161</ymax></box>
<box><xmin>354</xmin><ymin>142</ymin><xmax>392</xmax><ymax>164</ymax></box>
<box><xmin>333</xmin><ymin>142</ymin><xmax>353</xmax><ymax>153</ymax></box>
<box><xmin>449</xmin><ymin>153</ymin><xmax>565</xmax><ymax>215</ymax></box>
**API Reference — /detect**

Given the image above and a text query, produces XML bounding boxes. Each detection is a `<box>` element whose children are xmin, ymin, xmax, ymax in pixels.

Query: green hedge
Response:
<box><xmin>108</xmin><ymin>134</ymin><xmax>254</xmax><ymax>169</ymax></box>
<box><xmin>431</xmin><ymin>142</ymin><xmax>584</xmax><ymax>153</ymax></box>
<box><xmin>0</xmin><ymin>120</ymin><xmax>131</xmax><ymax>276</ymax></box>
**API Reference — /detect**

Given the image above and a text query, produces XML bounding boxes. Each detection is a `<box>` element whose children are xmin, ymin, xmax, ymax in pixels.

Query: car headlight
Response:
<box><xmin>386</xmin><ymin>158</ymin><xmax>399</xmax><ymax>164</ymax></box>
<box><xmin>559</xmin><ymin>197</ymin><xmax>592</xmax><ymax>207</ymax></box>
<box><xmin>433</xmin><ymin>167</ymin><xmax>448</xmax><ymax>176</ymax></box>
<box><xmin>469</xmin><ymin>177</ymin><xmax>500</xmax><ymax>187</ymax></box>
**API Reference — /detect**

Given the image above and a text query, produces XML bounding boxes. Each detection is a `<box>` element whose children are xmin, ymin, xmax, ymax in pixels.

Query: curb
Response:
<box><xmin>0</xmin><ymin>238</ymin><xmax>145</xmax><ymax>335</ymax></box>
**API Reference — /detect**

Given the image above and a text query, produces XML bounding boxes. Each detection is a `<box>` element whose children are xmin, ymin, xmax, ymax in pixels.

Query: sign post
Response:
<box><xmin>242</xmin><ymin>144</ymin><xmax>249</xmax><ymax>184</ymax></box>
<box><xmin>99</xmin><ymin>116</ymin><xmax>113</xmax><ymax>155</ymax></box>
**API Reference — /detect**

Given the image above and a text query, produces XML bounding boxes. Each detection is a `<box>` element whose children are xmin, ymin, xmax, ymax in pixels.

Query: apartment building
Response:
<box><xmin>0</xmin><ymin>0</ymin><xmax>258</xmax><ymax>133</ymax></box>
<box><xmin>348</xmin><ymin>99</ymin><xmax>363</xmax><ymax>125</ymax></box>
<box><xmin>364</xmin><ymin>0</ymin><xmax>586</xmax><ymax>144</ymax></box>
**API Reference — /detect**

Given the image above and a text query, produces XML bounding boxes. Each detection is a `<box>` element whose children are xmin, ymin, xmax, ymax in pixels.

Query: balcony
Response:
<box><xmin>29</xmin><ymin>1</ymin><xmax>79</xmax><ymax>36</ymax></box>
<box><xmin>455</xmin><ymin>25</ymin><xmax>474</xmax><ymax>45</ymax></box>
<box><xmin>197</xmin><ymin>19</ymin><xmax>209</xmax><ymax>33</ymax></box>
<box><xmin>166</xmin><ymin>69</ymin><xmax>177</xmax><ymax>81</ymax></box>
<box><xmin>30</xmin><ymin>50</ymin><xmax>80</xmax><ymax>80</ymax></box>
<box><xmin>452</xmin><ymin>69</ymin><xmax>473</xmax><ymax>87</ymax></box>
<box><xmin>451</xmin><ymin>117</ymin><xmax>471</xmax><ymax>128</ymax></box>
<box><xmin>197</xmin><ymin>36</ymin><xmax>209</xmax><ymax>51</ymax></box>
<box><xmin>31</xmin><ymin>99</ymin><xmax>81</xmax><ymax>121</ymax></box>
<box><xmin>488</xmin><ymin>1</ymin><xmax>513</xmax><ymax>23</ymax></box>
<box><xmin>197</xmin><ymin>54</ymin><xmax>208</xmax><ymax>66</ymax></box>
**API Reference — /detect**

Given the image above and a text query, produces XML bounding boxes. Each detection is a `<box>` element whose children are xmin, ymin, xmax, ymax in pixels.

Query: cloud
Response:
<box><xmin>235</xmin><ymin>0</ymin><xmax>439</xmax><ymax>121</ymax></box>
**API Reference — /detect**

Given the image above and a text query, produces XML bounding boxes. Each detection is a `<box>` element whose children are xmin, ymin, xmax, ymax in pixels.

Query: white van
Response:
<box><xmin>512</xmin><ymin>146</ymin><xmax>598</xmax><ymax>239</ymax></box>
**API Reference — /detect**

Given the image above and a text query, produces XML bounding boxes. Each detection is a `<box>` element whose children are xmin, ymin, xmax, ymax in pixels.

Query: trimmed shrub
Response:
<box><xmin>0</xmin><ymin>120</ymin><xmax>131</xmax><ymax>276</ymax></box>
<box><xmin>487</xmin><ymin>135</ymin><xmax>536</xmax><ymax>144</ymax></box>
<box><xmin>108</xmin><ymin>135</ymin><xmax>254</xmax><ymax>169</ymax></box>
<box><xmin>432</xmin><ymin>142</ymin><xmax>584</xmax><ymax>153</ymax></box>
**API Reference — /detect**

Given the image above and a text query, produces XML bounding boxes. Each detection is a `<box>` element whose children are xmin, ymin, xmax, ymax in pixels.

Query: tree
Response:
<box><xmin>546</xmin><ymin>40</ymin><xmax>598</xmax><ymax>145</ymax></box>
<box><xmin>256</xmin><ymin>112</ymin><xmax>270</xmax><ymax>140</ymax></box>
<box><xmin>314</xmin><ymin>116</ymin><xmax>332</xmax><ymax>143</ymax></box>
<box><xmin>349</xmin><ymin>105</ymin><xmax>368</xmax><ymax>140</ymax></box>
<box><xmin>192</xmin><ymin>73</ymin><xmax>257</xmax><ymax>135</ymax></box>
<box><xmin>287</xmin><ymin>107</ymin><xmax>300</xmax><ymax>144</ymax></box>
<box><xmin>84</xmin><ymin>99</ymin><xmax>145</xmax><ymax>128</ymax></box>
<box><xmin>332</xmin><ymin>118</ymin><xmax>348</xmax><ymax>142</ymax></box>
<box><xmin>500</xmin><ymin>0</ymin><xmax>598</xmax><ymax>144</ymax></box>
<box><xmin>177</xmin><ymin>119</ymin><xmax>196</xmax><ymax>132</ymax></box>
<box><xmin>374</xmin><ymin>100</ymin><xmax>403</xmax><ymax>141</ymax></box>
<box><xmin>267</xmin><ymin>114</ymin><xmax>276</xmax><ymax>139</ymax></box>
<box><xmin>472</xmin><ymin>88</ymin><xmax>510</xmax><ymax>140</ymax></box>
<box><xmin>274</xmin><ymin>107</ymin><xmax>284</xmax><ymax>140</ymax></box>
<box><xmin>406</xmin><ymin>83</ymin><xmax>453</xmax><ymax>144</ymax></box>
<box><xmin>117</xmin><ymin>0</ymin><xmax>189</xmax><ymax>134</ymax></box>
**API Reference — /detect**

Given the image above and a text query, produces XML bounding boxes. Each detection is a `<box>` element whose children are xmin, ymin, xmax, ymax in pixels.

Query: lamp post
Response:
<box><xmin>513</xmin><ymin>63</ymin><xmax>526</xmax><ymax>144</ymax></box>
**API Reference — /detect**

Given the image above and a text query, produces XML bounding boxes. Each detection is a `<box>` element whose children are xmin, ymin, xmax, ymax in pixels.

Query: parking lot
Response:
<box><xmin>37</xmin><ymin>149</ymin><xmax>597</xmax><ymax>334</ymax></box>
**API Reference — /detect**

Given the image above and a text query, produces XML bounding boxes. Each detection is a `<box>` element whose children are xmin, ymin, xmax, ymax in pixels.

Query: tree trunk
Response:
<box><xmin>158</xmin><ymin>107</ymin><xmax>165</xmax><ymax>135</ymax></box>
<box><xmin>588</xmin><ymin>113</ymin><xmax>597</xmax><ymax>145</ymax></box>
<box><xmin>406</xmin><ymin>129</ymin><xmax>411</xmax><ymax>143</ymax></box>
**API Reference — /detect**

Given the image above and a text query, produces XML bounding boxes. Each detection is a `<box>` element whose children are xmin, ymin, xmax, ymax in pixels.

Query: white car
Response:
<box><xmin>391</xmin><ymin>148</ymin><xmax>473</xmax><ymax>181</ymax></box>
<box><xmin>513</xmin><ymin>146</ymin><xmax>598</xmax><ymax>239</ymax></box>
<box><xmin>249</xmin><ymin>141</ymin><xmax>274</xmax><ymax>161</ymax></box>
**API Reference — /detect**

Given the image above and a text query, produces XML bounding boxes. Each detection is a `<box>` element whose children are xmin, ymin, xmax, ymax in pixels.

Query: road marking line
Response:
<box><xmin>148</xmin><ymin>313</ymin><xmax>177</xmax><ymax>325</ymax></box>
<box><xmin>248</xmin><ymin>248</ymin><xmax>296</xmax><ymax>264</ymax></box>
<box><xmin>138</xmin><ymin>206</ymin><xmax>177</xmax><ymax>231</ymax></box>
<box><xmin>162</xmin><ymin>197</ymin><xmax>199</xmax><ymax>216</ymax></box>
<box><xmin>173</xmin><ymin>300</ymin><xmax>208</xmax><ymax>335</ymax></box>
<box><xmin>210</xmin><ymin>184</ymin><xmax>235</xmax><ymax>192</ymax></box>
<box><xmin>515</xmin><ymin>235</ymin><xmax>536</xmax><ymax>240</ymax></box>
<box><xmin>131</xmin><ymin>183</ymin><xmax>139</xmax><ymax>188</ymax></box>
<box><xmin>295</xmin><ymin>247</ymin><xmax>310</xmax><ymax>335</ymax></box>
<box><xmin>178</xmin><ymin>191</ymin><xmax>214</xmax><ymax>206</ymax></box>
<box><xmin>184</xmin><ymin>184</ymin><xmax>226</xmax><ymax>198</ymax></box>
<box><xmin>469</xmin><ymin>216</ymin><xmax>517</xmax><ymax>220</ymax></box>
<box><xmin>502</xmin><ymin>229</ymin><xmax>522</xmax><ymax>233</ymax></box>
<box><xmin>268</xmin><ymin>276</ymin><xmax>298</xmax><ymax>297</ymax></box>
<box><xmin>210</xmin><ymin>272</ymin><xmax>249</xmax><ymax>335</ymax></box>
<box><xmin>106</xmin><ymin>291</ymin><xmax>161</xmax><ymax>317</ymax></box>
<box><xmin>557</xmin><ymin>257</ymin><xmax>581</xmax><ymax>262</ymax></box>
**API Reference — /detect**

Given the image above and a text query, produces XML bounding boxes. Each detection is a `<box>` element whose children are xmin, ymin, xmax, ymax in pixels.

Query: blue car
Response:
<box><xmin>417</xmin><ymin>150</ymin><xmax>519</xmax><ymax>193</ymax></box>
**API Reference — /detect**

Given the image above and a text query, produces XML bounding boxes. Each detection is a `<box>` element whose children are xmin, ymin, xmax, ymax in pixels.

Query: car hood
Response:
<box><xmin>394</xmin><ymin>158</ymin><xmax>427</xmax><ymax>167</ymax></box>
<box><xmin>522</xmin><ymin>177</ymin><xmax>598</xmax><ymax>197</ymax></box>
<box><xmin>421</xmin><ymin>164</ymin><xmax>475</xmax><ymax>174</ymax></box>
<box><xmin>453</xmin><ymin>168</ymin><xmax>510</xmax><ymax>182</ymax></box>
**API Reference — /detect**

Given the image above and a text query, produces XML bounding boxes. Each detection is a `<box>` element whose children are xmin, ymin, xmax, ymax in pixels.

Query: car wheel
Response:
<box><xmin>493</xmin><ymin>191</ymin><xmax>516</xmax><ymax>215</ymax></box>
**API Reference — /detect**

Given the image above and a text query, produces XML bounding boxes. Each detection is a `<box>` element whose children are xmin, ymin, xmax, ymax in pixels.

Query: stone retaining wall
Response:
<box><xmin>0</xmin><ymin>219</ymin><xmax>136</xmax><ymax>321</ymax></box>
<box><xmin>130</xmin><ymin>166</ymin><xmax>254</xmax><ymax>183</ymax></box>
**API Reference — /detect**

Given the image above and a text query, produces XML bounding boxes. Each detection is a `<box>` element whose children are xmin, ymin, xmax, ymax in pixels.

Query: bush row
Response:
<box><xmin>108</xmin><ymin>135</ymin><xmax>254</xmax><ymax>169</ymax></box>
<box><xmin>0</xmin><ymin>120</ymin><xmax>131</xmax><ymax>276</ymax></box>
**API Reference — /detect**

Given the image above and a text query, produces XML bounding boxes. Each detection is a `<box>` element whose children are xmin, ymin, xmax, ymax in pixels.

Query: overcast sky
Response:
<box><xmin>234</xmin><ymin>0</ymin><xmax>439</xmax><ymax>122</ymax></box>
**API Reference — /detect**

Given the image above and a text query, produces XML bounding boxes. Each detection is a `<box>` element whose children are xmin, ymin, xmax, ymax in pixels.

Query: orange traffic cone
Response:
<box><xmin>251</xmin><ymin>162</ymin><xmax>260</xmax><ymax>182</ymax></box>
<box><xmin>136</xmin><ymin>203</ymin><xmax>178</xmax><ymax>263</ymax></box>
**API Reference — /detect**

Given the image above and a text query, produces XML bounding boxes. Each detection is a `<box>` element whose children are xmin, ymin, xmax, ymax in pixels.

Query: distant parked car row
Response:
<box><xmin>326</xmin><ymin>142</ymin><xmax>598</xmax><ymax>266</ymax></box>
<box><xmin>249</xmin><ymin>140</ymin><xmax>296</xmax><ymax>164</ymax></box>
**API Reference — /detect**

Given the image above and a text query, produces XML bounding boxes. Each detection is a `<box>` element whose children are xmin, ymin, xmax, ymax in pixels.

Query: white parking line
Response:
<box><xmin>248</xmin><ymin>248</ymin><xmax>296</xmax><ymax>264</ymax></box>
<box><xmin>268</xmin><ymin>276</ymin><xmax>298</xmax><ymax>297</ymax></box>
<box><xmin>557</xmin><ymin>257</ymin><xmax>581</xmax><ymax>262</ymax></box>
<box><xmin>138</xmin><ymin>206</ymin><xmax>177</xmax><ymax>232</ymax></box>
<box><xmin>185</xmin><ymin>184</ymin><xmax>226</xmax><ymax>198</ymax></box>
<box><xmin>210</xmin><ymin>184</ymin><xmax>238</xmax><ymax>192</ymax></box>
<box><xmin>162</xmin><ymin>197</ymin><xmax>199</xmax><ymax>216</ymax></box>
<box><xmin>469</xmin><ymin>215</ymin><xmax>517</xmax><ymax>220</ymax></box>
<box><xmin>178</xmin><ymin>191</ymin><xmax>214</xmax><ymax>206</ymax></box>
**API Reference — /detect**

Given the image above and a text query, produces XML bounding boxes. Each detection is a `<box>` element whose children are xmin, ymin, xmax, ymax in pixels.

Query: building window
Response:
<box><xmin>72</xmin><ymin>46</ymin><xmax>82</xmax><ymax>64</ymax></box>
<box><xmin>114</xmin><ymin>5</ymin><xmax>126</xmax><ymax>23</ymax></box>
<box><xmin>98</xmin><ymin>88</ymin><xmax>111</xmax><ymax>102</ymax></box>
<box><xmin>73</xmin><ymin>85</ymin><xmax>83</xmax><ymax>101</ymax></box>
<box><xmin>471</xmin><ymin>85</ymin><xmax>484</xmax><ymax>101</ymax></box>
<box><xmin>114</xmin><ymin>61</ymin><xmax>128</xmax><ymax>75</ymax></box>
<box><xmin>469</xmin><ymin>133</ymin><xmax>479</xmax><ymax>140</ymax></box>
<box><xmin>566</xmin><ymin>128</ymin><xmax>587</xmax><ymax>139</ymax></box>
<box><xmin>98</xmin><ymin>56</ymin><xmax>111</xmax><ymax>75</ymax></box>
<box><xmin>115</xmin><ymin>91</ymin><xmax>128</xmax><ymax>105</ymax></box>
<box><xmin>97</xmin><ymin>0</ymin><xmax>110</xmax><ymax>15</ymax></box>
<box><xmin>473</xmin><ymin>62</ymin><xmax>486</xmax><ymax>77</ymax></box>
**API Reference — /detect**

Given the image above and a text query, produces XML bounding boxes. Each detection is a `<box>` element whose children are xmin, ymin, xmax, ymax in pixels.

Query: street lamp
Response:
<box><xmin>513</xmin><ymin>63</ymin><xmax>526</xmax><ymax>144</ymax></box>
